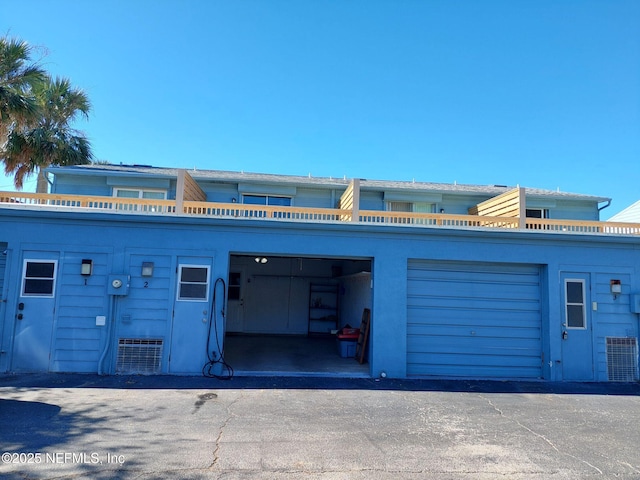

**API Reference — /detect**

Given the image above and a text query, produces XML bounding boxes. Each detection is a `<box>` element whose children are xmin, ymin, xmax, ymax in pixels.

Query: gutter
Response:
<box><xmin>598</xmin><ymin>199</ymin><xmax>612</xmax><ymax>213</ymax></box>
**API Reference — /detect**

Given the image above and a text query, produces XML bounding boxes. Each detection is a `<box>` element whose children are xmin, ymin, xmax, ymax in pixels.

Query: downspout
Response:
<box><xmin>598</xmin><ymin>200</ymin><xmax>611</xmax><ymax>219</ymax></box>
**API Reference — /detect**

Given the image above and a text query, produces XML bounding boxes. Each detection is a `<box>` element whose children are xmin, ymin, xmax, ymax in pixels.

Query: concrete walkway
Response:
<box><xmin>1</xmin><ymin>374</ymin><xmax>639</xmax><ymax>479</ymax></box>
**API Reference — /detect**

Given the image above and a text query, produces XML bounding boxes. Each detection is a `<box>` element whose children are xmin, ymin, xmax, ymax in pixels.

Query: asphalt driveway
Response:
<box><xmin>1</xmin><ymin>374</ymin><xmax>639</xmax><ymax>479</ymax></box>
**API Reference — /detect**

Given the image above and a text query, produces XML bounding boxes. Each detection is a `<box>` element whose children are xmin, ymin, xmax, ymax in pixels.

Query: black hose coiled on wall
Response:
<box><xmin>202</xmin><ymin>277</ymin><xmax>234</xmax><ymax>380</ymax></box>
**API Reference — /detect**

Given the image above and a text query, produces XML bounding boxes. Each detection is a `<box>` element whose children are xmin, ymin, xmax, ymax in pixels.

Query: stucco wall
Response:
<box><xmin>0</xmin><ymin>207</ymin><xmax>638</xmax><ymax>380</ymax></box>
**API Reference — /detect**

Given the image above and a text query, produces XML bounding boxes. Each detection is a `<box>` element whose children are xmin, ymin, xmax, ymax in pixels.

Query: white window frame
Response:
<box><xmin>176</xmin><ymin>264</ymin><xmax>210</xmax><ymax>302</ymax></box>
<box><xmin>564</xmin><ymin>279</ymin><xmax>587</xmax><ymax>330</ymax></box>
<box><xmin>113</xmin><ymin>188</ymin><xmax>167</xmax><ymax>200</ymax></box>
<box><xmin>21</xmin><ymin>259</ymin><xmax>57</xmax><ymax>297</ymax></box>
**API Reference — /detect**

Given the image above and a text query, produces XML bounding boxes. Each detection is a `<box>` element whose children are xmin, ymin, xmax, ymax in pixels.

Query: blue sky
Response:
<box><xmin>2</xmin><ymin>0</ymin><xmax>639</xmax><ymax>218</ymax></box>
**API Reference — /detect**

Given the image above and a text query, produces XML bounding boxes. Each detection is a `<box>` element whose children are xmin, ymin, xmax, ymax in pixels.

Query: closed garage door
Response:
<box><xmin>407</xmin><ymin>260</ymin><xmax>542</xmax><ymax>379</ymax></box>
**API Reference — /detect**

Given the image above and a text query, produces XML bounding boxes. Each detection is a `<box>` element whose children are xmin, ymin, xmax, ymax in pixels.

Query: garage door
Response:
<box><xmin>407</xmin><ymin>260</ymin><xmax>542</xmax><ymax>379</ymax></box>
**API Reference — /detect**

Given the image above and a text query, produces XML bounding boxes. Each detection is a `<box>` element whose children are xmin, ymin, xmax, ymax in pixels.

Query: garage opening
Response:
<box><xmin>223</xmin><ymin>254</ymin><xmax>372</xmax><ymax>376</ymax></box>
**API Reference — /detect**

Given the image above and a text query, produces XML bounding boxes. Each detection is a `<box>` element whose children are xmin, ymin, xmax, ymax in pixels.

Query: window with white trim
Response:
<box><xmin>114</xmin><ymin>188</ymin><xmax>167</xmax><ymax>200</ymax></box>
<box><xmin>177</xmin><ymin>265</ymin><xmax>210</xmax><ymax>301</ymax></box>
<box><xmin>22</xmin><ymin>260</ymin><xmax>57</xmax><ymax>297</ymax></box>
<box><xmin>565</xmin><ymin>279</ymin><xmax>586</xmax><ymax>329</ymax></box>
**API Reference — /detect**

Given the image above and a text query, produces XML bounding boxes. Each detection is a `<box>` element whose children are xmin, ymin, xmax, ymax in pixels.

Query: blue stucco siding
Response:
<box><xmin>592</xmin><ymin>270</ymin><xmax>637</xmax><ymax>381</ymax></box>
<box><xmin>52</xmin><ymin>174</ymin><xmax>112</xmax><ymax>196</ymax></box>
<box><xmin>550</xmin><ymin>200</ymin><xmax>601</xmax><ymax>221</ymax></box>
<box><xmin>199</xmin><ymin>182</ymin><xmax>240</xmax><ymax>203</ymax></box>
<box><xmin>0</xmin><ymin>208</ymin><xmax>638</xmax><ymax>380</ymax></box>
<box><xmin>51</xmin><ymin>250</ymin><xmax>111</xmax><ymax>372</ymax></box>
<box><xmin>52</xmin><ymin>171</ymin><xmax>175</xmax><ymax>199</ymax></box>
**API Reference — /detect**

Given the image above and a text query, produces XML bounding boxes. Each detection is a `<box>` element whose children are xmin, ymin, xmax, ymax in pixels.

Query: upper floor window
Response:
<box><xmin>114</xmin><ymin>188</ymin><xmax>167</xmax><ymax>200</ymax></box>
<box><xmin>243</xmin><ymin>195</ymin><xmax>291</xmax><ymax>206</ymax></box>
<box><xmin>387</xmin><ymin>202</ymin><xmax>435</xmax><ymax>213</ymax></box>
<box><xmin>526</xmin><ymin>208</ymin><xmax>549</xmax><ymax>219</ymax></box>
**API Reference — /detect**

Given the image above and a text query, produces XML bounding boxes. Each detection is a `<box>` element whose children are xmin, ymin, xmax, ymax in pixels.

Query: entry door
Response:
<box><xmin>169</xmin><ymin>258</ymin><xmax>213</xmax><ymax>373</ymax></box>
<box><xmin>12</xmin><ymin>255</ymin><xmax>59</xmax><ymax>371</ymax></box>
<box><xmin>560</xmin><ymin>273</ymin><xmax>594</xmax><ymax>381</ymax></box>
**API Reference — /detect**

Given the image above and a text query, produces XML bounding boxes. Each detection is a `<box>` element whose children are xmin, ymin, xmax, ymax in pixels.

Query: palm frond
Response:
<box><xmin>1</xmin><ymin>38</ymin><xmax>93</xmax><ymax>189</ymax></box>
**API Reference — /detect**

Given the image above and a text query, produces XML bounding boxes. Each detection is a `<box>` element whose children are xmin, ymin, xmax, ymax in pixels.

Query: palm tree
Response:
<box><xmin>0</xmin><ymin>36</ymin><xmax>93</xmax><ymax>190</ymax></box>
<box><xmin>0</xmin><ymin>37</ymin><xmax>46</xmax><ymax>142</ymax></box>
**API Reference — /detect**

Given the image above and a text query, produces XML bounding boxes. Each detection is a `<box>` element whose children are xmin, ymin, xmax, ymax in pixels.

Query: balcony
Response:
<box><xmin>1</xmin><ymin>190</ymin><xmax>639</xmax><ymax>237</ymax></box>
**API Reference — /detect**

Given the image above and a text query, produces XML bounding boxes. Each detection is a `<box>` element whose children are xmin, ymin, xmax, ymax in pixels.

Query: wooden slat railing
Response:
<box><xmin>358</xmin><ymin>210</ymin><xmax>520</xmax><ymax>228</ymax></box>
<box><xmin>525</xmin><ymin>218</ymin><xmax>640</xmax><ymax>235</ymax></box>
<box><xmin>338</xmin><ymin>179</ymin><xmax>360</xmax><ymax>222</ymax></box>
<box><xmin>468</xmin><ymin>187</ymin><xmax>526</xmax><ymax>228</ymax></box>
<box><xmin>1</xmin><ymin>191</ymin><xmax>639</xmax><ymax>236</ymax></box>
<box><xmin>182</xmin><ymin>200</ymin><xmax>350</xmax><ymax>222</ymax></box>
<box><xmin>0</xmin><ymin>191</ymin><xmax>175</xmax><ymax>213</ymax></box>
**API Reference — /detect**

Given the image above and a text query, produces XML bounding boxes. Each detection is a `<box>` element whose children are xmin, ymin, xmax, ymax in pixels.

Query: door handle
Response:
<box><xmin>562</xmin><ymin>331</ymin><xmax>568</xmax><ymax>340</ymax></box>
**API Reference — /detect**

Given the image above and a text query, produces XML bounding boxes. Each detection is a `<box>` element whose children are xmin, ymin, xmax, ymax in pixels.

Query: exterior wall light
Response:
<box><xmin>255</xmin><ymin>257</ymin><xmax>268</xmax><ymax>264</ymax></box>
<box><xmin>81</xmin><ymin>259</ymin><xmax>93</xmax><ymax>276</ymax></box>
<box><xmin>141</xmin><ymin>262</ymin><xmax>154</xmax><ymax>277</ymax></box>
<box><xmin>610</xmin><ymin>279</ymin><xmax>622</xmax><ymax>298</ymax></box>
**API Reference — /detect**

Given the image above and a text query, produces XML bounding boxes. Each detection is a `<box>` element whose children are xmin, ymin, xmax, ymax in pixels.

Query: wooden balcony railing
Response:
<box><xmin>1</xmin><ymin>191</ymin><xmax>639</xmax><ymax>236</ymax></box>
<box><xmin>182</xmin><ymin>200</ymin><xmax>349</xmax><ymax>222</ymax></box>
<box><xmin>358</xmin><ymin>210</ymin><xmax>520</xmax><ymax>228</ymax></box>
<box><xmin>0</xmin><ymin>191</ymin><xmax>176</xmax><ymax>213</ymax></box>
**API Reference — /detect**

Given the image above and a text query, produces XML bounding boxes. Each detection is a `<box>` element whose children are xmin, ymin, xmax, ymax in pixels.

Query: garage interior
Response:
<box><xmin>223</xmin><ymin>254</ymin><xmax>372</xmax><ymax>376</ymax></box>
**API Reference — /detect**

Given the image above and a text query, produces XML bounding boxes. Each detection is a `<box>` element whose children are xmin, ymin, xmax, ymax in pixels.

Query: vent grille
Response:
<box><xmin>606</xmin><ymin>337</ymin><xmax>638</xmax><ymax>382</ymax></box>
<box><xmin>116</xmin><ymin>338</ymin><xmax>163</xmax><ymax>374</ymax></box>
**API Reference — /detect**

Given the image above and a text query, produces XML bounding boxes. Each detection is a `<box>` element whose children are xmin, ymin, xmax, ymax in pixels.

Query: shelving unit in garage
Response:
<box><xmin>308</xmin><ymin>283</ymin><xmax>339</xmax><ymax>335</ymax></box>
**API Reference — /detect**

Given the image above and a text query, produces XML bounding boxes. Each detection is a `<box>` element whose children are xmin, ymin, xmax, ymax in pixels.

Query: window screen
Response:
<box><xmin>178</xmin><ymin>265</ymin><xmax>209</xmax><ymax>301</ymax></box>
<box><xmin>22</xmin><ymin>260</ymin><xmax>56</xmax><ymax>296</ymax></box>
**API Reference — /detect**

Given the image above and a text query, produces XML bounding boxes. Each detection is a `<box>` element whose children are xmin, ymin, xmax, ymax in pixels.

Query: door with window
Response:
<box><xmin>560</xmin><ymin>273</ymin><xmax>594</xmax><ymax>380</ymax></box>
<box><xmin>12</xmin><ymin>255</ymin><xmax>59</xmax><ymax>371</ymax></box>
<box><xmin>169</xmin><ymin>258</ymin><xmax>213</xmax><ymax>373</ymax></box>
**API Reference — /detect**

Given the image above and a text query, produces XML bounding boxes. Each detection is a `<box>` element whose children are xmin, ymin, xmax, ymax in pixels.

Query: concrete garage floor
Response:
<box><xmin>223</xmin><ymin>334</ymin><xmax>370</xmax><ymax>377</ymax></box>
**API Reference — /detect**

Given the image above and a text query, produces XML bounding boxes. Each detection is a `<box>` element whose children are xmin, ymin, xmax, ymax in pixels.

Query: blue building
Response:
<box><xmin>1</xmin><ymin>164</ymin><xmax>639</xmax><ymax>381</ymax></box>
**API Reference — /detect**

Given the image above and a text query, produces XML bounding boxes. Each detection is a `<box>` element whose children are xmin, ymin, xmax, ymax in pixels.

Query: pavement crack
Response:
<box><xmin>478</xmin><ymin>394</ymin><xmax>604</xmax><ymax>475</ymax></box>
<box><xmin>210</xmin><ymin>391</ymin><xmax>244</xmax><ymax>471</ymax></box>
